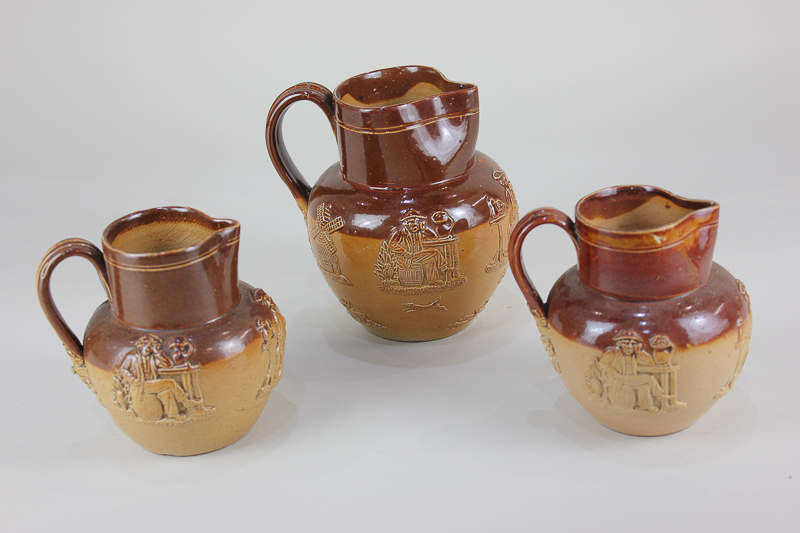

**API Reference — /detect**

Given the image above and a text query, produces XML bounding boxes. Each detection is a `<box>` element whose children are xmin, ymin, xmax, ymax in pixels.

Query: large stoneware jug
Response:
<box><xmin>37</xmin><ymin>207</ymin><xmax>285</xmax><ymax>455</ymax></box>
<box><xmin>508</xmin><ymin>186</ymin><xmax>752</xmax><ymax>436</ymax></box>
<box><xmin>266</xmin><ymin>66</ymin><xmax>518</xmax><ymax>341</ymax></box>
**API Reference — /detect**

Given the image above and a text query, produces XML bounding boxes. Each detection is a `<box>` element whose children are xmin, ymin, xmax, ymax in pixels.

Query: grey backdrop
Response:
<box><xmin>2</xmin><ymin>1</ymin><xmax>798</xmax><ymax>531</ymax></box>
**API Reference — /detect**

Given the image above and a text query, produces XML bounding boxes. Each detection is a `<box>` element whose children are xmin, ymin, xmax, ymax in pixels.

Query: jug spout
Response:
<box><xmin>575</xmin><ymin>186</ymin><xmax>719</xmax><ymax>300</ymax></box>
<box><xmin>334</xmin><ymin>65</ymin><xmax>479</xmax><ymax>189</ymax></box>
<box><xmin>102</xmin><ymin>207</ymin><xmax>240</xmax><ymax>329</ymax></box>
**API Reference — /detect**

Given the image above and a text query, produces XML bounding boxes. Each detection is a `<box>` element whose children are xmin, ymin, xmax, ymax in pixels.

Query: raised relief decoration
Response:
<box><xmin>65</xmin><ymin>346</ymin><xmax>104</xmax><ymax>406</ymax></box>
<box><xmin>111</xmin><ymin>334</ymin><xmax>214</xmax><ymax>424</ymax></box>
<box><xmin>715</xmin><ymin>280</ymin><xmax>753</xmax><ymax>398</ymax></box>
<box><xmin>485</xmin><ymin>169</ymin><xmax>519</xmax><ymax>273</ymax></box>
<box><xmin>531</xmin><ymin>308</ymin><xmax>560</xmax><ymax>373</ymax></box>
<box><xmin>585</xmin><ymin>330</ymin><xmax>686</xmax><ymax>414</ymax></box>
<box><xmin>403</xmin><ymin>297</ymin><xmax>448</xmax><ymax>313</ymax></box>
<box><xmin>253</xmin><ymin>288</ymin><xmax>285</xmax><ymax>400</ymax></box>
<box><xmin>340</xmin><ymin>298</ymin><xmax>388</xmax><ymax>330</ymax></box>
<box><xmin>374</xmin><ymin>209</ymin><xmax>466</xmax><ymax>295</ymax></box>
<box><xmin>448</xmin><ymin>301</ymin><xmax>488</xmax><ymax>329</ymax></box>
<box><xmin>310</xmin><ymin>203</ymin><xmax>352</xmax><ymax>286</ymax></box>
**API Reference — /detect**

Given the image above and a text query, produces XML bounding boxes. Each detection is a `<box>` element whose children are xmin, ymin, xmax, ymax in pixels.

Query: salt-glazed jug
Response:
<box><xmin>37</xmin><ymin>207</ymin><xmax>285</xmax><ymax>455</ymax></box>
<box><xmin>266</xmin><ymin>65</ymin><xmax>518</xmax><ymax>341</ymax></box>
<box><xmin>508</xmin><ymin>186</ymin><xmax>752</xmax><ymax>436</ymax></box>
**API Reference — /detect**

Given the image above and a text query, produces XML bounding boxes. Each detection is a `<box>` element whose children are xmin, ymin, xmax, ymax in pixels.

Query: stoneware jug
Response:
<box><xmin>508</xmin><ymin>186</ymin><xmax>752</xmax><ymax>436</ymax></box>
<box><xmin>266</xmin><ymin>65</ymin><xmax>518</xmax><ymax>341</ymax></box>
<box><xmin>37</xmin><ymin>207</ymin><xmax>285</xmax><ymax>455</ymax></box>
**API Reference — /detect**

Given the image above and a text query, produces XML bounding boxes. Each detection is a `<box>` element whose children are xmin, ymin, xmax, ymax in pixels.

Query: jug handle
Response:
<box><xmin>266</xmin><ymin>82</ymin><xmax>336</xmax><ymax>215</ymax></box>
<box><xmin>508</xmin><ymin>208</ymin><xmax>579</xmax><ymax>318</ymax></box>
<box><xmin>37</xmin><ymin>239</ymin><xmax>113</xmax><ymax>357</ymax></box>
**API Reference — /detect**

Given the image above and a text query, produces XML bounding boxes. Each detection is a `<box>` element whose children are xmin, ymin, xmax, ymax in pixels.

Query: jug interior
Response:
<box><xmin>336</xmin><ymin>66</ymin><xmax>473</xmax><ymax>109</ymax></box>
<box><xmin>579</xmin><ymin>193</ymin><xmax>697</xmax><ymax>232</ymax></box>
<box><xmin>341</xmin><ymin>82</ymin><xmax>445</xmax><ymax>108</ymax></box>
<box><xmin>109</xmin><ymin>220</ymin><xmax>218</xmax><ymax>254</ymax></box>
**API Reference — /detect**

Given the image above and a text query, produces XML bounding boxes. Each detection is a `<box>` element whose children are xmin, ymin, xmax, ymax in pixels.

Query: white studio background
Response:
<box><xmin>1</xmin><ymin>1</ymin><xmax>798</xmax><ymax>531</ymax></box>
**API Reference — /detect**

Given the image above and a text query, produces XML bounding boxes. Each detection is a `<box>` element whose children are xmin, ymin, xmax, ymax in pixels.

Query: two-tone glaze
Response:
<box><xmin>266</xmin><ymin>66</ymin><xmax>518</xmax><ymax>341</ymax></box>
<box><xmin>509</xmin><ymin>186</ymin><xmax>752</xmax><ymax>436</ymax></box>
<box><xmin>37</xmin><ymin>207</ymin><xmax>285</xmax><ymax>455</ymax></box>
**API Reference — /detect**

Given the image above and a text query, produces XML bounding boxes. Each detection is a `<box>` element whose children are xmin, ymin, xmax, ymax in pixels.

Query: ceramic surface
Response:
<box><xmin>37</xmin><ymin>207</ymin><xmax>285</xmax><ymax>455</ymax></box>
<box><xmin>266</xmin><ymin>66</ymin><xmax>517</xmax><ymax>341</ymax></box>
<box><xmin>509</xmin><ymin>186</ymin><xmax>752</xmax><ymax>436</ymax></box>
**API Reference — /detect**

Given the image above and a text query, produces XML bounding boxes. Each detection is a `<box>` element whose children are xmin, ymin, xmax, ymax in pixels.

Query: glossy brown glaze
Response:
<box><xmin>576</xmin><ymin>186</ymin><xmax>719</xmax><ymax>300</ymax></box>
<box><xmin>509</xmin><ymin>186</ymin><xmax>752</xmax><ymax>436</ymax></box>
<box><xmin>102</xmin><ymin>207</ymin><xmax>241</xmax><ymax>329</ymax></box>
<box><xmin>266</xmin><ymin>66</ymin><xmax>517</xmax><ymax>341</ymax></box>
<box><xmin>36</xmin><ymin>207</ymin><xmax>285</xmax><ymax>455</ymax></box>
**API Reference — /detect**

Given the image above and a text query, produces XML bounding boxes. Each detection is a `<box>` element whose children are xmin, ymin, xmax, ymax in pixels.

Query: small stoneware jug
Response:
<box><xmin>37</xmin><ymin>207</ymin><xmax>285</xmax><ymax>455</ymax></box>
<box><xmin>508</xmin><ymin>186</ymin><xmax>752</xmax><ymax>436</ymax></box>
<box><xmin>266</xmin><ymin>65</ymin><xmax>518</xmax><ymax>341</ymax></box>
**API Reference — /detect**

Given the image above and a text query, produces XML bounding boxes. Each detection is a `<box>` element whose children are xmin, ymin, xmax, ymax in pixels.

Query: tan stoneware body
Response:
<box><xmin>509</xmin><ymin>186</ymin><xmax>752</xmax><ymax>436</ymax></box>
<box><xmin>267</xmin><ymin>66</ymin><xmax>518</xmax><ymax>341</ymax></box>
<box><xmin>37</xmin><ymin>207</ymin><xmax>285</xmax><ymax>456</ymax></box>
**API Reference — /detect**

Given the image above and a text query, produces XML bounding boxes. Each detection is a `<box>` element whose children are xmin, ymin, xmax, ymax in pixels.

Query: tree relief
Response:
<box><xmin>65</xmin><ymin>346</ymin><xmax>104</xmax><ymax>406</ymax></box>
<box><xmin>715</xmin><ymin>280</ymin><xmax>752</xmax><ymax>398</ymax></box>
<box><xmin>253</xmin><ymin>288</ymin><xmax>285</xmax><ymax>400</ymax></box>
<box><xmin>530</xmin><ymin>308</ymin><xmax>560</xmax><ymax>373</ymax></box>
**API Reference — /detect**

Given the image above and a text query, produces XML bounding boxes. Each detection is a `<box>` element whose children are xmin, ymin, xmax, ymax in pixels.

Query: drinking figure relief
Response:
<box><xmin>586</xmin><ymin>330</ymin><xmax>686</xmax><ymax>414</ymax></box>
<box><xmin>310</xmin><ymin>203</ymin><xmax>351</xmax><ymax>286</ymax></box>
<box><xmin>111</xmin><ymin>334</ymin><xmax>214</xmax><ymax>424</ymax></box>
<box><xmin>374</xmin><ymin>209</ymin><xmax>465</xmax><ymax>295</ymax></box>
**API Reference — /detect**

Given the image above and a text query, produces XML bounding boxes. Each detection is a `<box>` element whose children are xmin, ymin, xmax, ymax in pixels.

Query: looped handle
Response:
<box><xmin>266</xmin><ymin>82</ymin><xmax>337</xmax><ymax>214</ymax></box>
<box><xmin>36</xmin><ymin>239</ymin><xmax>112</xmax><ymax>356</ymax></box>
<box><xmin>508</xmin><ymin>208</ymin><xmax>580</xmax><ymax>318</ymax></box>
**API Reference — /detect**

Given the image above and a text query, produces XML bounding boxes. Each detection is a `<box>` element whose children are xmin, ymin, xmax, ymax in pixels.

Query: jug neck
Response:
<box><xmin>574</xmin><ymin>186</ymin><xmax>719</xmax><ymax>300</ymax></box>
<box><xmin>102</xmin><ymin>207</ymin><xmax>240</xmax><ymax>329</ymax></box>
<box><xmin>333</xmin><ymin>65</ymin><xmax>479</xmax><ymax>189</ymax></box>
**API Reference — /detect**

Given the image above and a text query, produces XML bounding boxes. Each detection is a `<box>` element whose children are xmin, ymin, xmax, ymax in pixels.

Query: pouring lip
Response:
<box><xmin>575</xmin><ymin>184</ymin><xmax>719</xmax><ymax>236</ymax></box>
<box><xmin>101</xmin><ymin>206</ymin><xmax>240</xmax><ymax>261</ymax></box>
<box><xmin>333</xmin><ymin>65</ymin><xmax>477</xmax><ymax>112</ymax></box>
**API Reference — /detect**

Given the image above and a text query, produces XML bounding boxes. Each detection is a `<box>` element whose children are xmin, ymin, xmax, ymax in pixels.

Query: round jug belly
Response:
<box><xmin>37</xmin><ymin>207</ymin><xmax>286</xmax><ymax>455</ymax></box>
<box><xmin>267</xmin><ymin>66</ymin><xmax>518</xmax><ymax>341</ymax></box>
<box><xmin>307</xmin><ymin>152</ymin><xmax>515</xmax><ymax>341</ymax></box>
<box><xmin>544</xmin><ymin>265</ymin><xmax>751</xmax><ymax>436</ymax></box>
<box><xmin>509</xmin><ymin>186</ymin><xmax>753</xmax><ymax>436</ymax></box>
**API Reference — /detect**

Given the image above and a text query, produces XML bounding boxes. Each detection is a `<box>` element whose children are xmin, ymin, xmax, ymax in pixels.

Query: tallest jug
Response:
<box><xmin>267</xmin><ymin>66</ymin><xmax>517</xmax><ymax>341</ymax></box>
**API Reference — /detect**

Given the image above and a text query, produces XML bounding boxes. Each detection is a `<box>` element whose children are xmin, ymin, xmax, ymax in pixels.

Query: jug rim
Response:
<box><xmin>333</xmin><ymin>65</ymin><xmax>476</xmax><ymax>111</ymax></box>
<box><xmin>102</xmin><ymin>206</ymin><xmax>240</xmax><ymax>262</ymax></box>
<box><xmin>575</xmin><ymin>185</ymin><xmax>718</xmax><ymax>236</ymax></box>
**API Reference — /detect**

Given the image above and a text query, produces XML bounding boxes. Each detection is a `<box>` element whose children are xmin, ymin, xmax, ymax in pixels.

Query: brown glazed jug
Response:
<box><xmin>266</xmin><ymin>65</ymin><xmax>518</xmax><ymax>341</ymax></box>
<box><xmin>37</xmin><ymin>207</ymin><xmax>285</xmax><ymax>455</ymax></box>
<box><xmin>508</xmin><ymin>186</ymin><xmax>752</xmax><ymax>436</ymax></box>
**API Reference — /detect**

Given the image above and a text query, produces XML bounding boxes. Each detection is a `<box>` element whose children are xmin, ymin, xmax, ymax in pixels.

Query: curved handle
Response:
<box><xmin>36</xmin><ymin>239</ymin><xmax>112</xmax><ymax>356</ymax></box>
<box><xmin>508</xmin><ymin>208</ymin><xmax>580</xmax><ymax>318</ymax></box>
<box><xmin>266</xmin><ymin>82</ymin><xmax>336</xmax><ymax>214</ymax></box>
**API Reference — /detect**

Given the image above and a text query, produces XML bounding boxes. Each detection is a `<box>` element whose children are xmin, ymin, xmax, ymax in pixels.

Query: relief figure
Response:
<box><xmin>586</xmin><ymin>330</ymin><xmax>685</xmax><ymax>414</ymax></box>
<box><xmin>374</xmin><ymin>209</ymin><xmax>465</xmax><ymax>295</ymax></box>
<box><xmin>112</xmin><ymin>334</ymin><xmax>213</xmax><ymax>424</ymax></box>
